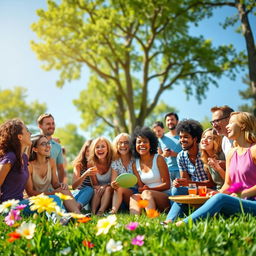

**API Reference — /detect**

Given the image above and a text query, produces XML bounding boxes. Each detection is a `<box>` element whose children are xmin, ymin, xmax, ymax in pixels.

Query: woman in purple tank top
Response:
<box><xmin>0</xmin><ymin>119</ymin><xmax>32</xmax><ymax>208</ymax></box>
<box><xmin>175</xmin><ymin>112</ymin><xmax>256</xmax><ymax>226</ymax></box>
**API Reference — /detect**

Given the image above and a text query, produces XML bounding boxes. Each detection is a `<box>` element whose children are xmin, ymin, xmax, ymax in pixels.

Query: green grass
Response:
<box><xmin>1</xmin><ymin>213</ymin><xmax>256</xmax><ymax>256</ymax></box>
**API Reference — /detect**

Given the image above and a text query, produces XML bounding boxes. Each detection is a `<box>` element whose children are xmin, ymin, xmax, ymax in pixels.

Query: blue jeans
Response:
<box><xmin>21</xmin><ymin>195</ymin><xmax>63</xmax><ymax>216</ymax></box>
<box><xmin>72</xmin><ymin>186</ymin><xmax>94</xmax><ymax>206</ymax></box>
<box><xmin>182</xmin><ymin>193</ymin><xmax>256</xmax><ymax>223</ymax></box>
<box><xmin>166</xmin><ymin>186</ymin><xmax>189</xmax><ymax>221</ymax></box>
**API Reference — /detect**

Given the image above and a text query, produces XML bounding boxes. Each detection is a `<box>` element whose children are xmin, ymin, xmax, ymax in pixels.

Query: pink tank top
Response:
<box><xmin>229</xmin><ymin>147</ymin><xmax>256</xmax><ymax>191</ymax></box>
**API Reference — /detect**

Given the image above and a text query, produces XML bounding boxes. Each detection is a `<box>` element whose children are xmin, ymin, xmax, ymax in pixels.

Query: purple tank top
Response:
<box><xmin>0</xmin><ymin>152</ymin><xmax>29</xmax><ymax>202</ymax></box>
<box><xmin>229</xmin><ymin>147</ymin><xmax>256</xmax><ymax>191</ymax></box>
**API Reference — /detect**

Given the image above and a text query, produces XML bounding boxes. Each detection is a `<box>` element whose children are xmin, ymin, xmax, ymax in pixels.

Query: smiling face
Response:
<box><xmin>226</xmin><ymin>114</ymin><xmax>242</xmax><ymax>140</ymax></box>
<box><xmin>117</xmin><ymin>135</ymin><xmax>130</xmax><ymax>156</ymax></box>
<box><xmin>33</xmin><ymin>137</ymin><xmax>51</xmax><ymax>157</ymax></box>
<box><xmin>152</xmin><ymin>126</ymin><xmax>165</xmax><ymax>138</ymax></box>
<box><xmin>95</xmin><ymin>140</ymin><xmax>108</xmax><ymax>160</ymax></box>
<box><xmin>19</xmin><ymin>125</ymin><xmax>32</xmax><ymax>147</ymax></box>
<box><xmin>200</xmin><ymin>130</ymin><xmax>214</xmax><ymax>151</ymax></box>
<box><xmin>211</xmin><ymin>110</ymin><xmax>229</xmax><ymax>136</ymax></box>
<box><xmin>136</xmin><ymin>136</ymin><xmax>150</xmax><ymax>156</ymax></box>
<box><xmin>165</xmin><ymin>115</ymin><xmax>178</xmax><ymax>131</ymax></box>
<box><xmin>179</xmin><ymin>131</ymin><xmax>197</xmax><ymax>151</ymax></box>
<box><xmin>39</xmin><ymin>117</ymin><xmax>55</xmax><ymax>137</ymax></box>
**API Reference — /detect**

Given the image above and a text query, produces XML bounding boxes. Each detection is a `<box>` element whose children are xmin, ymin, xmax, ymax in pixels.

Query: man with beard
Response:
<box><xmin>37</xmin><ymin>114</ymin><xmax>66</xmax><ymax>183</ymax></box>
<box><xmin>210</xmin><ymin>105</ymin><xmax>234</xmax><ymax>157</ymax></box>
<box><xmin>163</xmin><ymin>119</ymin><xmax>213</xmax><ymax>224</ymax></box>
<box><xmin>152</xmin><ymin>120</ymin><xmax>182</xmax><ymax>181</ymax></box>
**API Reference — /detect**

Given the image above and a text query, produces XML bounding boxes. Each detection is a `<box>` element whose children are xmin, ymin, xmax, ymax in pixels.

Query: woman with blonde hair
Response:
<box><xmin>200</xmin><ymin>128</ymin><xmax>225</xmax><ymax>190</ymax></box>
<box><xmin>176</xmin><ymin>112</ymin><xmax>256</xmax><ymax>226</ymax></box>
<box><xmin>88</xmin><ymin>137</ymin><xmax>114</xmax><ymax>215</ymax></box>
<box><xmin>109</xmin><ymin>133</ymin><xmax>135</xmax><ymax>214</ymax></box>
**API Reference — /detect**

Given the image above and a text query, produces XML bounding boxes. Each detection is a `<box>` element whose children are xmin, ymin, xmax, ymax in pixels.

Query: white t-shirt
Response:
<box><xmin>222</xmin><ymin>136</ymin><xmax>233</xmax><ymax>157</ymax></box>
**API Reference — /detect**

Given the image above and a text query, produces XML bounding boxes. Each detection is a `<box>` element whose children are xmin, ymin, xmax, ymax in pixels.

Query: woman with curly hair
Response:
<box><xmin>88</xmin><ymin>137</ymin><xmax>114</xmax><ymax>215</ymax></box>
<box><xmin>129</xmin><ymin>127</ymin><xmax>170</xmax><ymax>215</ymax></box>
<box><xmin>0</xmin><ymin>119</ymin><xmax>33</xmax><ymax>213</ymax></box>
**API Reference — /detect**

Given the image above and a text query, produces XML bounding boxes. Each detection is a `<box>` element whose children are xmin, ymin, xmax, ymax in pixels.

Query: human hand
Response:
<box><xmin>173</xmin><ymin>178</ymin><xmax>188</xmax><ymax>187</ymax></box>
<box><xmin>207</xmin><ymin>190</ymin><xmax>218</xmax><ymax>197</ymax></box>
<box><xmin>60</xmin><ymin>183</ymin><xmax>69</xmax><ymax>190</ymax></box>
<box><xmin>96</xmin><ymin>185</ymin><xmax>106</xmax><ymax>196</ymax></box>
<box><xmin>208</xmin><ymin>158</ymin><xmax>221</xmax><ymax>170</ymax></box>
<box><xmin>111</xmin><ymin>180</ymin><xmax>119</xmax><ymax>190</ymax></box>
<box><xmin>85</xmin><ymin>167</ymin><xmax>98</xmax><ymax>176</ymax></box>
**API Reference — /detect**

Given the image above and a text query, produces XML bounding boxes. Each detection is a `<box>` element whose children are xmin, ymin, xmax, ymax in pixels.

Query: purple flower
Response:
<box><xmin>5</xmin><ymin>209</ymin><xmax>22</xmax><ymax>226</ymax></box>
<box><xmin>126</xmin><ymin>222</ymin><xmax>139</xmax><ymax>231</ymax></box>
<box><xmin>131</xmin><ymin>235</ymin><xmax>144</xmax><ymax>246</ymax></box>
<box><xmin>227</xmin><ymin>182</ymin><xmax>244</xmax><ymax>194</ymax></box>
<box><xmin>15</xmin><ymin>204</ymin><xmax>27</xmax><ymax>211</ymax></box>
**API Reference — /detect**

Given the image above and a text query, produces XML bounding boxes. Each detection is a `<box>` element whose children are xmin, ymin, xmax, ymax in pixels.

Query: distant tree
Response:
<box><xmin>54</xmin><ymin>124</ymin><xmax>86</xmax><ymax>162</ymax></box>
<box><xmin>198</xmin><ymin>0</ymin><xmax>256</xmax><ymax>114</ymax></box>
<box><xmin>0</xmin><ymin>87</ymin><xmax>47</xmax><ymax>129</ymax></box>
<box><xmin>238</xmin><ymin>75</ymin><xmax>256</xmax><ymax>115</ymax></box>
<box><xmin>32</xmin><ymin>0</ymin><xmax>242</xmax><ymax>135</ymax></box>
<box><xmin>144</xmin><ymin>101</ymin><xmax>177</xmax><ymax>128</ymax></box>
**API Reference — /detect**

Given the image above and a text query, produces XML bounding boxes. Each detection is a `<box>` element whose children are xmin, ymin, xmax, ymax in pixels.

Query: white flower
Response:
<box><xmin>60</xmin><ymin>247</ymin><xmax>71</xmax><ymax>255</ymax></box>
<box><xmin>0</xmin><ymin>199</ymin><xmax>19</xmax><ymax>213</ymax></box>
<box><xmin>96</xmin><ymin>215</ymin><xmax>117</xmax><ymax>236</ymax></box>
<box><xmin>16</xmin><ymin>222</ymin><xmax>36</xmax><ymax>239</ymax></box>
<box><xmin>106</xmin><ymin>239</ymin><xmax>123</xmax><ymax>254</ymax></box>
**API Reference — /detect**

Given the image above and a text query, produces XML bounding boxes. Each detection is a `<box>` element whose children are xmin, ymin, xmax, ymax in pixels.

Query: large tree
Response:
<box><xmin>31</xmin><ymin>0</ymin><xmax>241</xmax><ymax>134</ymax></box>
<box><xmin>0</xmin><ymin>87</ymin><xmax>47</xmax><ymax>127</ymax></box>
<box><xmin>197</xmin><ymin>0</ymin><xmax>256</xmax><ymax>114</ymax></box>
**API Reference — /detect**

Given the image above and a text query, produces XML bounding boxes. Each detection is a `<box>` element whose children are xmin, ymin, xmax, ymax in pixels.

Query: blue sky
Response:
<box><xmin>0</xmin><ymin>0</ymin><xmax>255</xmax><ymax>136</ymax></box>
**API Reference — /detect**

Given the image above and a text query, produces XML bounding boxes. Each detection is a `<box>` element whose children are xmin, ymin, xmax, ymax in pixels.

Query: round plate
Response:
<box><xmin>169</xmin><ymin>195</ymin><xmax>210</xmax><ymax>205</ymax></box>
<box><xmin>115</xmin><ymin>173</ymin><xmax>138</xmax><ymax>188</ymax></box>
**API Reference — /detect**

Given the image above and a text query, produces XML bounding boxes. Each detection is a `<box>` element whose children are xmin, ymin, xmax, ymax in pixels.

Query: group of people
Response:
<box><xmin>0</xmin><ymin>106</ymin><xmax>256</xmax><ymax>226</ymax></box>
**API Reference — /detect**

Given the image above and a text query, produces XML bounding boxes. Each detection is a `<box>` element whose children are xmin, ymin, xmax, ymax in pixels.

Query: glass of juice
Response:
<box><xmin>198</xmin><ymin>186</ymin><xmax>207</xmax><ymax>196</ymax></box>
<box><xmin>188</xmin><ymin>183</ymin><xmax>197</xmax><ymax>196</ymax></box>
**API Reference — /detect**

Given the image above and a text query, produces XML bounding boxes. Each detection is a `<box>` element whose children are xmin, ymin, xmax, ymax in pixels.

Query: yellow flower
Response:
<box><xmin>55</xmin><ymin>193</ymin><xmax>72</xmax><ymax>201</ymax></box>
<box><xmin>29</xmin><ymin>194</ymin><xmax>57</xmax><ymax>213</ymax></box>
<box><xmin>16</xmin><ymin>222</ymin><xmax>36</xmax><ymax>239</ymax></box>
<box><xmin>0</xmin><ymin>199</ymin><xmax>19</xmax><ymax>213</ymax></box>
<box><xmin>69</xmin><ymin>213</ymin><xmax>86</xmax><ymax>219</ymax></box>
<box><xmin>96</xmin><ymin>215</ymin><xmax>117</xmax><ymax>236</ymax></box>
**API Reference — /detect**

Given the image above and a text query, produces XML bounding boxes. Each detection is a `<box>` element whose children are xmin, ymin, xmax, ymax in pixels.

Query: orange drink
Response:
<box><xmin>188</xmin><ymin>184</ymin><xmax>197</xmax><ymax>196</ymax></box>
<box><xmin>198</xmin><ymin>186</ymin><xmax>207</xmax><ymax>196</ymax></box>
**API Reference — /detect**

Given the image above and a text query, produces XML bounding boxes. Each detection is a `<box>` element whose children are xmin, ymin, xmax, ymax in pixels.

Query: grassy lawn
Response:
<box><xmin>1</xmin><ymin>212</ymin><xmax>256</xmax><ymax>256</ymax></box>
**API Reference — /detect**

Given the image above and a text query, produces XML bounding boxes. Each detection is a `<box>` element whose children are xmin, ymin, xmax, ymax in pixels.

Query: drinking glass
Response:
<box><xmin>198</xmin><ymin>186</ymin><xmax>207</xmax><ymax>196</ymax></box>
<box><xmin>188</xmin><ymin>183</ymin><xmax>197</xmax><ymax>196</ymax></box>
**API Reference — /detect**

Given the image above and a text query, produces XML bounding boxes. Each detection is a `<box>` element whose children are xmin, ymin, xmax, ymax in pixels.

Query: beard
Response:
<box><xmin>169</xmin><ymin>125</ymin><xmax>176</xmax><ymax>131</ymax></box>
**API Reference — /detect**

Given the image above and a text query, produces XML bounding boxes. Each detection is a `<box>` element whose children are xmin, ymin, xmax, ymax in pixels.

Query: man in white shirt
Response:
<box><xmin>210</xmin><ymin>105</ymin><xmax>234</xmax><ymax>157</ymax></box>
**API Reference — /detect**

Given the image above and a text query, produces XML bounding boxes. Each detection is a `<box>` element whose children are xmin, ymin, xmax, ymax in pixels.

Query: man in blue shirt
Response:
<box><xmin>152</xmin><ymin>121</ymin><xmax>182</xmax><ymax>181</ymax></box>
<box><xmin>37</xmin><ymin>113</ymin><xmax>66</xmax><ymax>183</ymax></box>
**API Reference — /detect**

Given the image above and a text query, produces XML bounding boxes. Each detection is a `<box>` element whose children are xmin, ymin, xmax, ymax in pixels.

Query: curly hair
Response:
<box><xmin>29</xmin><ymin>135</ymin><xmax>49</xmax><ymax>161</ymax></box>
<box><xmin>72</xmin><ymin>139</ymin><xmax>93</xmax><ymax>169</ymax></box>
<box><xmin>200</xmin><ymin>128</ymin><xmax>223</xmax><ymax>167</ymax></box>
<box><xmin>131</xmin><ymin>126</ymin><xmax>158</xmax><ymax>158</ymax></box>
<box><xmin>176</xmin><ymin>119</ymin><xmax>203</xmax><ymax>143</ymax></box>
<box><xmin>0</xmin><ymin>119</ymin><xmax>24</xmax><ymax>169</ymax></box>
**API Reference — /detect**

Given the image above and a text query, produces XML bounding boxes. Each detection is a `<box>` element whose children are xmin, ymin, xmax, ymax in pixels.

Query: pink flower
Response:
<box><xmin>227</xmin><ymin>182</ymin><xmax>244</xmax><ymax>194</ymax></box>
<box><xmin>126</xmin><ymin>222</ymin><xmax>139</xmax><ymax>231</ymax></box>
<box><xmin>131</xmin><ymin>235</ymin><xmax>144</xmax><ymax>246</ymax></box>
<box><xmin>15</xmin><ymin>204</ymin><xmax>27</xmax><ymax>211</ymax></box>
<box><xmin>5</xmin><ymin>209</ymin><xmax>22</xmax><ymax>226</ymax></box>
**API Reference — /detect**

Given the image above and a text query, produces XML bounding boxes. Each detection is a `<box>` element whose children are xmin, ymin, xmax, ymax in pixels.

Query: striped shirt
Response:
<box><xmin>177</xmin><ymin>150</ymin><xmax>208</xmax><ymax>181</ymax></box>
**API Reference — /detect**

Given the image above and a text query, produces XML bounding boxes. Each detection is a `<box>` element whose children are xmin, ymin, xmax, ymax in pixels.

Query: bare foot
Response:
<box><xmin>160</xmin><ymin>220</ymin><xmax>172</xmax><ymax>226</ymax></box>
<box><xmin>176</xmin><ymin>221</ymin><xmax>184</xmax><ymax>226</ymax></box>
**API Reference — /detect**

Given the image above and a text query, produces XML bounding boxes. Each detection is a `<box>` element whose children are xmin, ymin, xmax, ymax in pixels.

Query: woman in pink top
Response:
<box><xmin>176</xmin><ymin>112</ymin><xmax>256</xmax><ymax>225</ymax></box>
